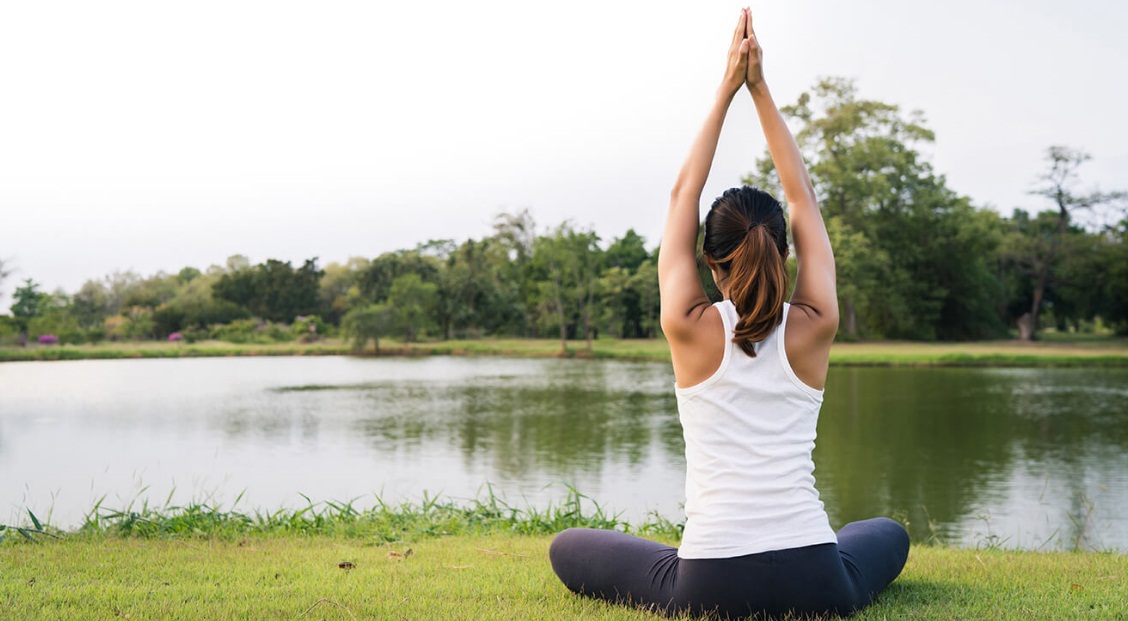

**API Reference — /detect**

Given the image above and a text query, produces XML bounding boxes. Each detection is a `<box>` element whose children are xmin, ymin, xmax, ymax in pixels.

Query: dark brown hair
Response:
<box><xmin>702</xmin><ymin>186</ymin><xmax>789</xmax><ymax>357</ymax></box>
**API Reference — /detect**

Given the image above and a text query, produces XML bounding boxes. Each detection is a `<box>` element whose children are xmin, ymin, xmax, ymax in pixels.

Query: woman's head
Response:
<box><xmin>702</xmin><ymin>186</ymin><xmax>789</xmax><ymax>357</ymax></box>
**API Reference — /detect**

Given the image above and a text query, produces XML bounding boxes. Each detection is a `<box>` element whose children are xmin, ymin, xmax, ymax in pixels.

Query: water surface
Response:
<box><xmin>1</xmin><ymin>356</ymin><xmax>1125</xmax><ymax>550</ymax></box>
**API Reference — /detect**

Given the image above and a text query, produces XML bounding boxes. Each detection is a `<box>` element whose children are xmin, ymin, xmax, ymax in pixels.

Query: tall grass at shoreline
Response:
<box><xmin>4</xmin><ymin>490</ymin><xmax>1126</xmax><ymax>620</ymax></box>
<box><xmin>1</xmin><ymin>487</ymin><xmax>683</xmax><ymax>544</ymax></box>
<box><xmin>2</xmin><ymin>494</ymin><xmax>1126</xmax><ymax>620</ymax></box>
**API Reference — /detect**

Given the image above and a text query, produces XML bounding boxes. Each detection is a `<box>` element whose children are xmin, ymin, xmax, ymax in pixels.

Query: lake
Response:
<box><xmin>1</xmin><ymin>356</ymin><xmax>1126</xmax><ymax>551</ymax></box>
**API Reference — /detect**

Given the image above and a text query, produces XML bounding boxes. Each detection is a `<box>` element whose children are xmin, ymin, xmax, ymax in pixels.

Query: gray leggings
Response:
<box><xmin>549</xmin><ymin>518</ymin><xmax>909</xmax><ymax>619</ymax></box>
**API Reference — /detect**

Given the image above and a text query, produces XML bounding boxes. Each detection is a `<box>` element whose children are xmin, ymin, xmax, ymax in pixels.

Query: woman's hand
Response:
<box><xmin>744</xmin><ymin>10</ymin><xmax>764</xmax><ymax>90</ymax></box>
<box><xmin>721</xmin><ymin>9</ymin><xmax>751</xmax><ymax>98</ymax></box>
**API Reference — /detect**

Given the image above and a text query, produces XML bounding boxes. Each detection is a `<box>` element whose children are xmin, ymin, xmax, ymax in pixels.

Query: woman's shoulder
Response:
<box><xmin>783</xmin><ymin>303</ymin><xmax>835</xmax><ymax>391</ymax></box>
<box><xmin>669</xmin><ymin>302</ymin><xmax>728</xmax><ymax>391</ymax></box>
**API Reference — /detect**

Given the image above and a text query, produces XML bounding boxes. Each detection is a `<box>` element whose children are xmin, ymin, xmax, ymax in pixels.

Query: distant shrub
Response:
<box><xmin>153</xmin><ymin>299</ymin><xmax>251</xmax><ymax>338</ymax></box>
<box><xmin>28</xmin><ymin>312</ymin><xmax>85</xmax><ymax>345</ymax></box>
<box><xmin>292</xmin><ymin>315</ymin><xmax>326</xmax><ymax>342</ymax></box>
<box><xmin>210</xmin><ymin>318</ymin><xmax>291</xmax><ymax>344</ymax></box>
<box><xmin>84</xmin><ymin>327</ymin><xmax>106</xmax><ymax>344</ymax></box>
<box><xmin>0</xmin><ymin>317</ymin><xmax>20</xmax><ymax>346</ymax></box>
<box><xmin>179</xmin><ymin>326</ymin><xmax>210</xmax><ymax>343</ymax></box>
<box><xmin>105</xmin><ymin>307</ymin><xmax>155</xmax><ymax>341</ymax></box>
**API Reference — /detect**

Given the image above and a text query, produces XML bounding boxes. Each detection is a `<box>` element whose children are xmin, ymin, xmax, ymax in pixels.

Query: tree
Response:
<box><xmin>341</xmin><ymin>303</ymin><xmax>395</xmax><ymax>353</ymax></box>
<box><xmin>598</xmin><ymin>266</ymin><xmax>632</xmax><ymax>339</ymax></box>
<box><xmin>1006</xmin><ymin>147</ymin><xmax>1126</xmax><ymax>340</ymax></box>
<box><xmin>72</xmin><ymin>279</ymin><xmax>112</xmax><ymax>329</ymax></box>
<box><xmin>319</xmin><ymin>257</ymin><xmax>370</xmax><ymax>325</ymax></box>
<box><xmin>1097</xmin><ymin>217</ymin><xmax>1128</xmax><ymax>332</ymax></box>
<box><xmin>358</xmin><ymin>250</ymin><xmax>440</xmax><ymax>304</ymax></box>
<box><xmin>746</xmin><ymin>77</ymin><xmax>1004</xmax><ymax>340</ymax></box>
<box><xmin>490</xmin><ymin>209</ymin><xmax>538</xmax><ymax>336</ymax></box>
<box><xmin>433</xmin><ymin>238</ymin><xmax>509</xmax><ymax>339</ymax></box>
<box><xmin>177</xmin><ymin>267</ymin><xmax>202</xmax><ymax>285</ymax></box>
<box><xmin>10</xmin><ymin>279</ymin><xmax>49</xmax><ymax>340</ymax></box>
<box><xmin>604</xmin><ymin>229</ymin><xmax>650</xmax><ymax>272</ymax></box>
<box><xmin>530</xmin><ymin>223</ymin><xmax>602</xmax><ymax>352</ymax></box>
<box><xmin>631</xmin><ymin>260</ymin><xmax>661</xmax><ymax>338</ymax></box>
<box><xmin>213</xmin><ymin>258</ymin><xmax>324</xmax><ymax>323</ymax></box>
<box><xmin>387</xmin><ymin>273</ymin><xmax>437</xmax><ymax>342</ymax></box>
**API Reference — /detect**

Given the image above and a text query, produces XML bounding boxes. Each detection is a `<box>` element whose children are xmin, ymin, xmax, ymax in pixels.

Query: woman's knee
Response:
<box><xmin>838</xmin><ymin>517</ymin><xmax>910</xmax><ymax>569</ymax></box>
<box><xmin>549</xmin><ymin>528</ymin><xmax>594</xmax><ymax>589</ymax></box>
<box><xmin>870</xmin><ymin>518</ymin><xmax>910</xmax><ymax>559</ymax></box>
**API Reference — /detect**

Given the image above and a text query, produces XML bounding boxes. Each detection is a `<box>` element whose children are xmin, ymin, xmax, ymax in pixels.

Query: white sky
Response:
<box><xmin>1</xmin><ymin>0</ymin><xmax>1126</xmax><ymax>305</ymax></box>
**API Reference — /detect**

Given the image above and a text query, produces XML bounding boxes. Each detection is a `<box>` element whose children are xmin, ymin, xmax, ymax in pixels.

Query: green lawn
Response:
<box><xmin>2</xmin><ymin>336</ymin><xmax>1127</xmax><ymax>366</ymax></box>
<box><xmin>2</xmin><ymin>535</ymin><xmax>1125</xmax><ymax>620</ymax></box>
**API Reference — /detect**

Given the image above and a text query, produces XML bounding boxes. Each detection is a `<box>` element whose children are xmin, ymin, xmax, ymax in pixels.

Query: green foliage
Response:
<box><xmin>291</xmin><ymin>315</ymin><xmax>326</xmax><ymax>342</ymax></box>
<box><xmin>0</xmin><ymin>315</ymin><xmax>21</xmax><ymax>345</ymax></box>
<box><xmin>388</xmin><ymin>273</ymin><xmax>438</xmax><ymax>342</ymax></box>
<box><xmin>10</xmin><ymin>279</ymin><xmax>49</xmax><ymax>332</ymax></box>
<box><xmin>318</xmin><ymin>257</ymin><xmax>370</xmax><ymax>324</ymax></box>
<box><xmin>0</xmin><ymin>509</ymin><xmax>59</xmax><ymax>543</ymax></box>
<box><xmin>3</xmin><ymin>85</ymin><xmax>1121</xmax><ymax>344</ymax></box>
<box><xmin>27</xmin><ymin>309</ymin><xmax>84</xmax><ymax>344</ymax></box>
<box><xmin>747</xmin><ymin>78</ymin><xmax>1009</xmax><ymax>340</ymax></box>
<box><xmin>213</xmin><ymin>258</ymin><xmax>323</xmax><ymax>323</ymax></box>
<box><xmin>341</xmin><ymin>303</ymin><xmax>395</xmax><ymax>353</ymax></box>
<box><xmin>999</xmin><ymin>147</ymin><xmax>1127</xmax><ymax>339</ymax></box>
<box><xmin>530</xmin><ymin>223</ymin><xmax>603</xmax><ymax>350</ymax></box>
<box><xmin>209</xmin><ymin>318</ymin><xmax>291</xmax><ymax>344</ymax></box>
<box><xmin>359</xmin><ymin>250</ymin><xmax>440</xmax><ymax>304</ymax></box>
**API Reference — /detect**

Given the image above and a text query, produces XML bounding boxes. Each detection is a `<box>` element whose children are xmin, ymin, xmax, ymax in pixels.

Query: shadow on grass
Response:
<box><xmin>868</xmin><ymin>577</ymin><xmax>978</xmax><ymax>617</ymax></box>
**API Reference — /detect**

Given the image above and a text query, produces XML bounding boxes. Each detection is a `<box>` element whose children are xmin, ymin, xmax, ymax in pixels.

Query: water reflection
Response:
<box><xmin>0</xmin><ymin>357</ymin><xmax>1125</xmax><ymax>550</ymax></box>
<box><xmin>818</xmin><ymin>367</ymin><xmax>1128</xmax><ymax>549</ymax></box>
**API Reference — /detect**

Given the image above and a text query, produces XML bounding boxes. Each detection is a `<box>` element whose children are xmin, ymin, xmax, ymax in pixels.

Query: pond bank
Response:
<box><xmin>2</xmin><ymin>337</ymin><xmax>1127</xmax><ymax>367</ymax></box>
<box><xmin>2</xmin><ymin>534</ymin><xmax>1124</xmax><ymax>620</ymax></box>
<box><xmin>4</xmin><ymin>489</ymin><xmax>1125</xmax><ymax>619</ymax></box>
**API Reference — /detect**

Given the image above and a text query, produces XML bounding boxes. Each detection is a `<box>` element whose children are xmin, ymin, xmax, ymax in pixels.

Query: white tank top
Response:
<box><xmin>675</xmin><ymin>300</ymin><xmax>836</xmax><ymax>559</ymax></box>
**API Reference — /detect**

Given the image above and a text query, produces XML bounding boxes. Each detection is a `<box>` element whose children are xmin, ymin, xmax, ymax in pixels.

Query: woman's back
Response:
<box><xmin>676</xmin><ymin>300</ymin><xmax>835</xmax><ymax>559</ymax></box>
<box><xmin>549</xmin><ymin>10</ymin><xmax>907</xmax><ymax>618</ymax></box>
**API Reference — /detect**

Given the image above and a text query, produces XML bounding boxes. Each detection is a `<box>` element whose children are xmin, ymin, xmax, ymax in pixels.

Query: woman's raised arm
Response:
<box><xmin>658</xmin><ymin>9</ymin><xmax>751</xmax><ymax>342</ymax></box>
<box><xmin>743</xmin><ymin>13</ymin><xmax>839</xmax><ymax>344</ymax></box>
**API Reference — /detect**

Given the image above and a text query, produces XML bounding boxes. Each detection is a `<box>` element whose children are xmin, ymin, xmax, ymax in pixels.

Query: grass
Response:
<box><xmin>2</xmin><ymin>534</ymin><xmax>1125</xmax><ymax>619</ymax></box>
<box><xmin>2</xmin><ymin>335</ymin><xmax>1127</xmax><ymax>367</ymax></box>
<box><xmin>1</xmin><ymin>495</ymin><xmax>1126</xmax><ymax>620</ymax></box>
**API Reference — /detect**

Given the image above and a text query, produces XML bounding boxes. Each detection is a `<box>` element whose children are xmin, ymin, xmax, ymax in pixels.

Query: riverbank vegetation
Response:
<box><xmin>2</xmin><ymin>79</ymin><xmax>1126</xmax><ymax>353</ymax></box>
<box><xmin>2</xmin><ymin>495</ymin><xmax>1125</xmax><ymax>620</ymax></box>
<box><xmin>2</xmin><ymin>336</ymin><xmax>1126</xmax><ymax>367</ymax></box>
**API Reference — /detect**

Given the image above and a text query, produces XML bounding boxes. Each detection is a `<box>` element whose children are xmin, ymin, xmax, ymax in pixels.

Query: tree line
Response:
<box><xmin>2</xmin><ymin>78</ymin><xmax>1125</xmax><ymax>348</ymax></box>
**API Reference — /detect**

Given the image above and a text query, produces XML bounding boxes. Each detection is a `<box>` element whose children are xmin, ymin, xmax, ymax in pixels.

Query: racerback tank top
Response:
<box><xmin>675</xmin><ymin>300</ymin><xmax>836</xmax><ymax>559</ymax></box>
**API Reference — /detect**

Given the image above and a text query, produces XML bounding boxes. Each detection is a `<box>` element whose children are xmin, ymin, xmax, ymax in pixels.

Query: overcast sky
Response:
<box><xmin>1</xmin><ymin>0</ymin><xmax>1125</xmax><ymax>305</ymax></box>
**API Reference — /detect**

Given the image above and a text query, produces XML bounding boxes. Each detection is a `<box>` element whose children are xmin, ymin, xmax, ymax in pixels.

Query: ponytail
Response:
<box><xmin>703</xmin><ymin>186</ymin><xmax>790</xmax><ymax>358</ymax></box>
<box><xmin>721</xmin><ymin>225</ymin><xmax>787</xmax><ymax>357</ymax></box>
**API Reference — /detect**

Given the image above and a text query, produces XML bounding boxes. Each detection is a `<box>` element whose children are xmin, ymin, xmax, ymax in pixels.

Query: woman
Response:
<box><xmin>549</xmin><ymin>9</ymin><xmax>909</xmax><ymax>619</ymax></box>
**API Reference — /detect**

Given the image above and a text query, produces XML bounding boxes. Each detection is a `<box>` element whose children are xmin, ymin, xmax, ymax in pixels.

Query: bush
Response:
<box><xmin>210</xmin><ymin>319</ymin><xmax>292</xmax><ymax>344</ymax></box>
<box><xmin>104</xmin><ymin>308</ymin><xmax>155</xmax><ymax>341</ymax></box>
<box><xmin>28</xmin><ymin>312</ymin><xmax>85</xmax><ymax>345</ymax></box>
<box><xmin>292</xmin><ymin>315</ymin><xmax>326</xmax><ymax>342</ymax></box>
<box><xmin>0</xmin><ymin>316</ymin><xmax>24</xmax><ymax>345</ymax></box>
<box><xmin>153</xmin><ymin>299</ymin><xmax>251</xmax><ymax>338</ymax></box>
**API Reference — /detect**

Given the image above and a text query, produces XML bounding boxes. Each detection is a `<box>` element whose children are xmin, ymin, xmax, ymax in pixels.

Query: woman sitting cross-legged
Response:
<box><xmin>549</xmin><ymin>8</ymin><xmax>909</xmax><ymax>619</ymax></box>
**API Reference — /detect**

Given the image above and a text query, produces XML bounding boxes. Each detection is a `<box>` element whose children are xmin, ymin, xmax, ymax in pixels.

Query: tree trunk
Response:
<box><xmin>1022</xmin><ymin>266</ymin><xmax>1050</xmax><ymax>341</ymax></box>
<box><xmin>558</xmin><ymin>306</ymin><xmax>567</xmax><ymax>354</ymax></box>
<box><xmin>843</xmin><ymin>298</ymin><xmax>858</xmax><ymax>339</ymax></box>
